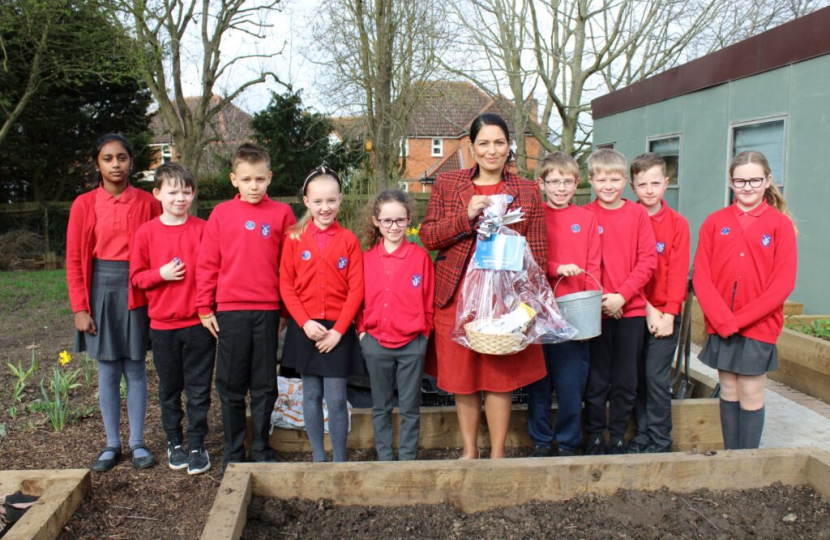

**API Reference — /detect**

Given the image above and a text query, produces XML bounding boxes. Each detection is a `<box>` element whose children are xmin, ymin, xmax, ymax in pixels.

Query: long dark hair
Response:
<box><xmin>469</xmin><ymin>113</ymin><xmax>514</xmax><ymax>162</ymax></box>
<box><xmin>92</xmin><ymin>133</ymin><xmax>134</xmax><ymax>184</ymax></box>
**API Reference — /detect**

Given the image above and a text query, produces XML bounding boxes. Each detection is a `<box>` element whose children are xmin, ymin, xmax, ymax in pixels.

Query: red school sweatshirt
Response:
<box><xmin>692</xmin><ymin>202</ymin><xmax>797</xmax><ymax>344</ymax></box>
<box><xmin>66</xmin><ymin>185</ymin><xmax>161</xmax><ymax>314</ymax></box>
<box><xmin>586</xmin><ymin>199</ymin><xmax>657</xmax><ymax>318</ymax></box>
<box><xmin>279</xmin><ymin>222</ymin><xmax>365</xmax><ymax>335</ymax></box>
<box><xmin>130</xmin><ymin>217</ymin><xmax>206</xmax><ymax>330</ymax></box>
<box><xmin>357</xmin><ymin>241</ymin><xmax>435</xmax><ymax>348</ymax></box>
<box><xmin>644</xmin><ymin>201</ymin><xmax>691</xmax><ymax>316</ymax></box>
<box><xmin>544</xmin><ymin>204</ymin><xmax>602</xmax><ymax>298</ymax></box>
<box><xmin>195</xmin><ymin>195</ymin><xmax>296</xmax><ymax>314</ymax></box>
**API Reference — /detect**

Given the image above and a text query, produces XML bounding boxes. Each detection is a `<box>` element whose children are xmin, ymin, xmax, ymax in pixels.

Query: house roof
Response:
<box><xmin>592</xmin><ymin>6</ymin><xmax>830</xmax><ymax>119</ymax></box>
<box><xmin>419</xmin><ymin>147</ymin><xmax>465</xmax><ymax>181</ymax></box>
<box><xmin>149</xmin><ymin>95</ymin><xmax>253</xmax><ymax>144</ymax></box>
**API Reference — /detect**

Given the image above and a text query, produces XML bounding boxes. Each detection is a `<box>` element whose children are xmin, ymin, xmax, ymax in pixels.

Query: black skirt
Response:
<box><xmin>699</xmin><ymin>333</ymin><xmax>778</xmax><ymax>376</ymax></box>
<box><xmin>282</xmin><ymin>318</ymin><xmax>365</xmax><ymax>378</ymax></box>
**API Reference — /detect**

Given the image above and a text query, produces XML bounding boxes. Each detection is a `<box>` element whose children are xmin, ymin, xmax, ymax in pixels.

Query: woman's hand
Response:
<box><xmin>303</xmin><ymin>320</ymin><xmax>328</xmax><ymax>341</ymax></box>
<box><xmin>316</xmin><ymin>330</ymin><xmax>342</xmax><ymax>354</ymax></box>
<box><xmin>467</xmin><ymin>195</ymin><xmax>490</xmax><ymax>221</ymax></box>
<box><xmin>74</xmin><ymin>311</ymin><xmax>97</xmax><ymax>335</ymax></box>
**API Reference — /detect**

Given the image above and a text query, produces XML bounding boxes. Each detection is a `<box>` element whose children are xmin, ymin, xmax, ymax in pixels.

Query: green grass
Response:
<box><xmin>0</xmin><ymin>269</ymin><xmax>68</xmax><ymax>316</ymax></box>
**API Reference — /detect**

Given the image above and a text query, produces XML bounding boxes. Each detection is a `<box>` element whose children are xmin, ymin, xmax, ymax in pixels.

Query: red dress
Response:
<box><xmin>425</xmin><ymin>182</ymin><xmax>546</xmax><ymax>394</ymax></box>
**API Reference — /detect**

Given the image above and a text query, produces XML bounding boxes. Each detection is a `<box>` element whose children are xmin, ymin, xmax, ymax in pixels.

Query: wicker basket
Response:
<box><xmin>464</xmin><ymin>319</ymin><xmax>529</xmax><ymax>355</ymax></box>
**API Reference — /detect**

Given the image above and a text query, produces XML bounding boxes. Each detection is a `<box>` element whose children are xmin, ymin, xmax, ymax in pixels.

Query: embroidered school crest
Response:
<box><xmin>261</xmin><ymin>223</ymin><xmax>271</xmax><ymax>238</ymax></box>
<box><xmin>571</xmin><ymin>224</ymin><xmax>581</xmax><ymax>233</ymax></box>
<box><xmin>598</xmin><ymin>226</ymin><xmax>604</xmax><ymax>235</ymax></box>
<box><xmin>657</xmin><ymin>242</ymin><xmax>665</xmax><ymax>254</ymax></box>
<box><xmin>411</xmin><ymin>274</ymin><xmax>422</xmax><ymax>288</ymax></box>
<box><xmin>761</xmin><ymin>234</ymin><xmax>772</xmax><ymax>247</ymax></box>
<box><xmin>721</xmin><ymin>227</ymin><xmax>730</xmax><ymax>236</ymax></box>
<box><xmin>245</xmin><ymin>220</ymin><xmax>255</xmax><ymax>231</ymax></box>
<box><xmin>337</xmin><ymin>257</ymin><xmax>348</xmax><ymax>270</ymax></box>
<box><xmin>302</xmin><ymin>251</ymin><xmax>311</xmax><ymax>261</ymax></box>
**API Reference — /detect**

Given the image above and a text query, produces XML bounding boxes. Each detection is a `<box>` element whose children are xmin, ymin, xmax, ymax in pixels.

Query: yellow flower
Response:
<box><xmin>59</xmin><ymin>350</ymin><xmax>72</xmax><ymax>366</ymax></box>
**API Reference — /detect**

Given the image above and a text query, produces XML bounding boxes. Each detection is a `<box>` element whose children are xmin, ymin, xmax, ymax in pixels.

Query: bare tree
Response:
<box><xmin>108</xmin><ymin>0</ymin><xmax>288</xmax><ymax>174</ymax></box>
<box><xmin>312</xmin><ymin>0</ymin><xmax>448</xmax><ymax>192</ymax></box>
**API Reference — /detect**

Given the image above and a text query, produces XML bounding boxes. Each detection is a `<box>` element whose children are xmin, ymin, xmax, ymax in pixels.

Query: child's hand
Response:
<box><xmin>467</xmin><ymin>195</ymin><xmax>490</xmax><ymax>221</ymax></box>
<box><xmin>646</xmin><ymin>307</ymin><xmax>663</xmax><ymax>335</ymax></box>
<box><xmin>303</xmin><ymin>320</ymin><xmax>328</xmax><ymax>341</ymax></box>
<box><xmin>160</xmin><ymin>258</ymin><xmax>186</xmax><ymax>281</ymax></box>
<box><xmin>557</xmin><ymin>264</ymin><xmax>583</xmax><ymax>277</ymax></box>
<box><xmin>654</xmin><ymin>313</ymin><xmax>676</xmax><ymax>338</ymax></box>
<box><xmin>201</xmin><ymin>314</ymin><xmax>219</xmax><ymax>339</ymax></box>
<box><xmin>315</xmin><ymin>330</ymin><xmax>342</xmax><ymax>354</ymax></box>
<box><xmin>602</xmin><ymin>293</ymin><xmax>625</xmax><ymax>319</ymax></box>
<box><xmin>74</xmin><ymin>311</ymin><xmax>97</xmax><ymax>335</ymax></box>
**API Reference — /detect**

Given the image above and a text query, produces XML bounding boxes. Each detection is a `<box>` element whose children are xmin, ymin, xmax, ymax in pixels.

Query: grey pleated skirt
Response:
<box><xmin>699</xmin><ymin>333</ymin><xmax>778</xmax><ymax>376</ymax></box>
<box><xmin>73</xmin><ymin>259</ymin><xmax>149</xmax><ymax>362</ymax></box>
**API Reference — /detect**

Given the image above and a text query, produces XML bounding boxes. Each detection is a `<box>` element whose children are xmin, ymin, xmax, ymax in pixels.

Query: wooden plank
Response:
<box><xmin>200</xmin><ymin>471</ymin><xmax>252</xmax><ymax>540</ymax></box>
<box><xmin>231</xmin><ymin>448</ymin><xmax>812</xmax><ymax>514</ymax></box>
<box><xmin>806</xmin><ymin>448</ymin><xmax>830</xmax><ymax>498</ymax></box>
<box><xmin>777</xmin><ymin>328</ymin><xmax>830</xmax><ymax>376</ymax></box>
<box><xmin>1</xmin><ymin>469</ymin><xmax>90</xmax><ymax>540</ymax></box>
<box><xmin>770</xmin><ymin>356</ymin><xmax>830</xmax><ymax>404</ymax></box>
<box><xmin>267</xmin><ymin>397</ymin><xmax>722</xmax><ymax>453</ymax></box>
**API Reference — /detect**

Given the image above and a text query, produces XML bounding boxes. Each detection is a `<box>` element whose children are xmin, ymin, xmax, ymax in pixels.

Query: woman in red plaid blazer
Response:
<box><xmin>421</xmin><ymin>113</ymin><xmax>548</xmax><ymax>459</ymax></box>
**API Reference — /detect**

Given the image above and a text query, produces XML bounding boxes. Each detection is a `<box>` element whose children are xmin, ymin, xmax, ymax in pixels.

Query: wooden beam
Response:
<box><xmin>200</xmin><ymin>471</ymin><xmax>252</xmax><ymax>540</ymax></box>
<box><xmin>227</xmin><ymin>447</ymin><xmax>819</xmax><ymax>515</ymax></box>
<box><xmin>1</xmin><ymin>469</ymin><xmax>90</xmax><ymax>540</ymax></box>
<box><xmin>806</xmin><ymin>449</ymin><xmax>830</xmax><ymax>498</ymax></box>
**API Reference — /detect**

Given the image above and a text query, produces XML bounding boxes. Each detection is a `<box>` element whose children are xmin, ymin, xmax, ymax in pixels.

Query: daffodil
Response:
<box><xmin>59</xmin><ymin>350</ymin><xmax>72</xmax><ymax>366</ymax></box>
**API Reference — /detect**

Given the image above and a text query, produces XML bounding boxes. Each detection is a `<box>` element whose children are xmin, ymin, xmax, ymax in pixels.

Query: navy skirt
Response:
<box><xmin>699</xmin><ymin>333</ymin><xmax>778</xmax><ymax>376</ymax></box>
<box><xmin>282</xmin><ymin>318</ymin><xmax>365</xmax><ymax>378</ymax></box>
<box><xmin>73</xmin><ymin>260</ymin><xmax>149</xmax><ymax>362</ymax></box>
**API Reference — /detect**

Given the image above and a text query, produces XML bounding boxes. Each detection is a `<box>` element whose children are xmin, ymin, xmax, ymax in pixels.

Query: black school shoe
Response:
<box><xmin>584</xmin><ymin>434</ymin><xmax>606</xmax><ymax>456</ymax></box>
<box><xmin>168</xmin><ymin>443</ymin><xmax>188</xmax><ymax>470</ymax></box>
<box><xmin>557</xmin><ymin>447</ymin><xmax>576</xmax><ymax>457</ymax></box>
<box><xmin>644</xmin><ymin>442</ymin><xmax>672</xmax><ymax>454</ymax></box>
<box><xmin>627</xmin><ymin>440</ymin><xmax>650</xmax><ymax>454</ymax></box>
<box><xmin>130</xmin><ymin>444</ymin><xmax>157</xmax><ymax>470</ymax></box>
<box><xmin>92</xmin><ymin>447</ymin><xmax>122</xmax><ymax>472</ymax></box>
<box><xmin>530</xmin><ymin>444</ymin><xmax>553</xmax><ymax>458</ymax></box>
<box><xmin>607</xmin><ymin>438</ymin><xmax>628</xmax><ymax>455</ymax></box>
<box><xmin>188</xmin><ymin>447</ymin><xmax>211</xmax><ymax>475</ymax></box>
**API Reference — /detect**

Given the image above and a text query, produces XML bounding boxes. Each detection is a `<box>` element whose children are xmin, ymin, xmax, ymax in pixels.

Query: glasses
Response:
<box><xmin>378</xmin><ymin>218</ymin><xmax>409</xmax><ymax>229</ymax></box>
<box><xmin>731</xmin><ymin>177</ymin><xmax>765</xmax><ymax>189</ymax></box>
<box><xmin>543</xmin><ymin>179</ymin><xmax>577</xmax><ymax>188</ymax></box>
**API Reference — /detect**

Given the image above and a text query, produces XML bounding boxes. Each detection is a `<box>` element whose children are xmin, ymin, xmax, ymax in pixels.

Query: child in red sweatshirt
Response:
<box><xmin>584</xmin><ymin>148</ymin><xmax>657</xmax><ymax>455</ymax></box>
<box><xmin>280</xmin><ymin>166</ymin><xmax>365</xmax><ymax>462</ymax></box>
<box><xmin>626</xmin><ymin>153</ymin><xmax>690</xmax><ymax>454</ymax></box>
<box><xmin>195</xmin><ymin>143</ymin><xmax>296</xmax><ymax>471</ymax></box>
<box><xmin>527</xmin><ymin>152</ymin><xmax>600</xmax><ymax>458</ymax></box>
<box><xmin>131</xmin><ymin>162</ymin><xmax>214</xmax><ymax>475</ymax></box>
<box><xmin>693</xmin><ymin>151</ymin><xmax>797</xmax><ymax>450</ymax></box>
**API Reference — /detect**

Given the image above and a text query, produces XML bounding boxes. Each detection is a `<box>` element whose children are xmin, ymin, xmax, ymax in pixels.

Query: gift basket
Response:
<box><xmin>453</xmin><ymin>195</ymin><xmax>577</xmax><ymax>355</ymax></box>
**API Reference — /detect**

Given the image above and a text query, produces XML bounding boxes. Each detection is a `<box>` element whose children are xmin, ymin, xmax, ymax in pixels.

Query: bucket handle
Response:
<box><xmin>554</xmin><ymin>271</ymin><xmax>602</xmax><ymax>298</ymax></box>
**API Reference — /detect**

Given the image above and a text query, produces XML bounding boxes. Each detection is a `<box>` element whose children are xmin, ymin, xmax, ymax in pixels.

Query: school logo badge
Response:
<box><xmin>411</xmin><ymin>274</ymin><xmax>422</xmax><ymax>288</ymax></box>
<box><xmin>261</xmin><ymin>223</ymin><xmax>271</xmax><ymax>238</ymax></box>
<box><xmin>302</xmin><ymin>251</ymin><xmax>311</xmax><ymax>261</ymax></box>
<box><xmin>245</xmin><ymin>220</ymin><xmax>255</xmax><ymax>231</ymax></box>
<box><xmin>338</xmin><ymin>257</ymin><xmax>348</xmax><ymax>269</ymax></box>
<box><xmin>761</xmin><ymin>234</ymin><xmax>772</xmax><ymax>247</ymax></box>
<box><xmin>598</xmin><ymin>226</ymin><xmax>604</xmax><ymax>235</ymax></box>
<box><xmin>721</xmin><ymin>227</ymin><xmax>730</xmax><ymax>236</ymax></box>
<box><xmin>571</xmin><ymin>224</ymin><xmax>581</xmax><ymax>233</ymax></box>
<box><xmin>657</xmin><ymin>242</ymin><xmax>665</xmax><ymax>254</ymax></box>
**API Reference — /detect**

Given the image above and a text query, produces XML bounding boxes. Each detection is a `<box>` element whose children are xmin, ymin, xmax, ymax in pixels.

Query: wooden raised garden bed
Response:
<box><xmin>0</xmin><ymin>469</ymin><xmax>90</xmax><ymax>540</ymax></box>
<box><xmin>202</xmin><ymin>447</ymin><xmax>830</xmax><ymax>540</ymax></box>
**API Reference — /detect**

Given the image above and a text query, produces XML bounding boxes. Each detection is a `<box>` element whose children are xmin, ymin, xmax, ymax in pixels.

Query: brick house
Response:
<box><xmin>143</xmin><ymin>95</ymin><xmax>252</xmax><ymax>180</ymax></box>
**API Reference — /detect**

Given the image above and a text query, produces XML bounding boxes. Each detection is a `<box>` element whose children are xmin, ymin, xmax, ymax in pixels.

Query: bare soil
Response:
<box><xmin>242</xmin><ymin>484</ymin><xmax>830</xmax><ymax>540</ymax></box>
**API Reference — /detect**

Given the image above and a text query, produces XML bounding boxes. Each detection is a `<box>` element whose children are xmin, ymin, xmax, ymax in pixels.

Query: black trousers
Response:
<box><xmin>151</xmin><ymin>324</ymin><xmax>216</xmax><ymax>448</ymax></box>
<box><xmin>632</xmin><ymin>318</ymin><xmax>680</xmax><ymax>449</ymax></box>
<box><xmin>215</xmin><ymin>310</ymin><xmax>279</xmax><ymax>462</ymax></box>
<box><xmin>585</xmin><ymin>317</ymin><xmax>645</xmax><ymax>439</ymax></box>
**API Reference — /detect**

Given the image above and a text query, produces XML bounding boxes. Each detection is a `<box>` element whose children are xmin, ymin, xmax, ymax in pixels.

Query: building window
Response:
<box><xmin>161</xmin><ymin>144</ymin><xmax>173</xmax><ymax>164</ymax></box>
<box><xmin>731</xmin><ymin>118</ymin><xmax>786</xmax><ymax>193</ymax></box>
<box><xmin>431</xmin><ymin>138</ymin><xmax>443</xmax><ymax>157</ymax></box>
<box><xmin>648</xmin><ymin>135</ymin><xmax>680</xmax><ymax>209</ymax></box>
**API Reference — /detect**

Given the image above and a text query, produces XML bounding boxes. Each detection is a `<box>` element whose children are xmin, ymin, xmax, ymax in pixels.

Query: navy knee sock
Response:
<box><xmin>739</xmin><ymin>406</ymin><xmax>765</xmax><ymax>450</ymax></box>
<box><xmin>719</xmin><ymin>399</ymin><xmax>740</xmax><ymax>450</ymax></box>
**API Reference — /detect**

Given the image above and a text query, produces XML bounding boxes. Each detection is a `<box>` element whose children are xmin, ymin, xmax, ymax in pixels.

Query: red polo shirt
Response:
<box><xmin>693</xmin><ymin>202</ymin><xmax>798</xmax><ymax>343</ymax></box>
<box><xmin>643</xmin><ymin>201</ymin><xmax>691</xmax><ymax>316</ymax></box>
<box><xmin>357</xmin><ymin>241</ymin><xmax>435</xmax><ymax>348</ymax></box>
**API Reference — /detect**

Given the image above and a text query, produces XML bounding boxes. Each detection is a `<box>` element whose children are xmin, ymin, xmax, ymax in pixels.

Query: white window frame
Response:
<box><xmin>726</xmin><ymin>115</ymin><xmax>787</xmax><ymax>205</ymax></box>
<box><xmin>646</xmin><ymin>133</ymin><xmax>682</xmax><ymax>208</ymax></box>
<box><xmin>161</xmin><ymin>143</ymin><xmax>173</xmax><ymax>164</ymax></box>
<box><xmin>402</xmin><ymin>139</ymin><xmax>410</xmax><ymax>157</ymax></box>
<box><xmin>431</xmin><ymin>138</ymin><xmax>443</xmax><ymax>157</ymax></box>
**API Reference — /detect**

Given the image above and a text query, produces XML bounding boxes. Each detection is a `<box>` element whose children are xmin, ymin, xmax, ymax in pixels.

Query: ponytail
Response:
<box><xmin>764</xmin><ymin>183</ymin><xmax>799</xmax><ymax>234</ymax></box>
<box><xmin>290</xmin><ymin>211</ymin><xmax>312</xmax><ymax>240</ymax></box>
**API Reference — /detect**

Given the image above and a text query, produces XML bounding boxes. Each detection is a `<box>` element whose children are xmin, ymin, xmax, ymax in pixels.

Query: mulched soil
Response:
<box><xmin>242</xmin><ymin>484</ymin><xmax>830</xmax><ymax>540</ymax></box>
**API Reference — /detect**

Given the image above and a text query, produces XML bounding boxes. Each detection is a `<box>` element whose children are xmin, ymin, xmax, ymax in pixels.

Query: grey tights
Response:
<box><xmin>98</xmin><ymin>359</ymin><xmax>148</xmax><ymax>458</ymax></box>
<box><xmin>302</xmin><ymin>375</ymin><xmax>348</xmax><ymax>462</ymax></box>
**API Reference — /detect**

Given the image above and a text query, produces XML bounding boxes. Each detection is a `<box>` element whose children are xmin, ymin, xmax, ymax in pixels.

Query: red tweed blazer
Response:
<box><xmin>420</xmin><ymin>166</ymin><xmax>547</xmax><ymax>308</ymax></box>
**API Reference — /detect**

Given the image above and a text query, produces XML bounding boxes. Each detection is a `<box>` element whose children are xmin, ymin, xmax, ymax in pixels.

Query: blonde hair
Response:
<box><xmin>361</xmin><ymin>190</ymin><xmax>413</xmax><ymax>247</ymax></box>
<box><xmin>729</xmin><ymin>151</ymin><xmax>797</xmax><ymax>233</ymax></box>
<box><xmin>537</xmin><ymin>152</ymin><xmax>579</xmax><ymax>181</ymax></box>
<box><xmin>587</xmin><ymin>148</ymin><xmax>628</xmax><ymax>177</ymax></box>
<box><xmin>289</xmin><ymin>172</ymin><xmax>341</xmax><ymax>240</ymax></box>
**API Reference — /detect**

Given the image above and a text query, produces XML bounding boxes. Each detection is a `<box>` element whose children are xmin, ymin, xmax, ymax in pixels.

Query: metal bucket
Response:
<box><xmin>554</xmin><ymin>272</ymin><xmax>602</xmax><ymax>340</ymax></box>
